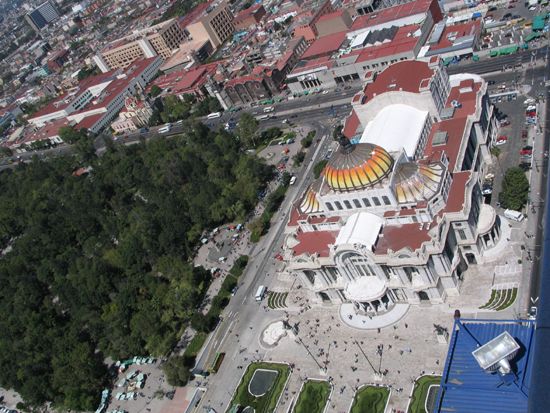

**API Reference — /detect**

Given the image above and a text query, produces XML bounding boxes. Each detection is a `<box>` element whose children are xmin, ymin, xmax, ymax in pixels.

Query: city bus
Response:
<box><xmin>207</xmin><ymin>112</ymin><xmax>222</xmax><ymax>119</ymax></box>
<box><xmin>255</xmin><ymin>285</ymin><xmax>267</xmax><ymax>301</ymax></box>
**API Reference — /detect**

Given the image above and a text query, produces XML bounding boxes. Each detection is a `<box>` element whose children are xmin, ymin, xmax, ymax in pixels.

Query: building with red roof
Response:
<box><xmin>291</xmin><ymin>0</ymin><xmax>334</xmax><ymax>43</ymax></box>
<box><xmin>417</xmin><ymin>20</ymin><xmax>481</xmax><ymax>61</ymax></box>
<box><xmin>281</xmin><ymin>59</ymin><xmax>501</xmax><ymax>324</ymax></box>
<box><xmin>147</xmin><ymin>62</ymin><xmax>221</xmax><ymax>99</ymax></box>
<box><xmin>283</xmin><ymin>0</ymin><xmax>446</xmax><ymax>95</ymax></box>
<box><xmin>27</xmin><ymin>57</ymin><xmax>162</xmax><ymax>136</ymax></box>
<box><xmin>301</xmin><ymin>31</ymin><xmax>348</xmax><ymax>60</ymax></box>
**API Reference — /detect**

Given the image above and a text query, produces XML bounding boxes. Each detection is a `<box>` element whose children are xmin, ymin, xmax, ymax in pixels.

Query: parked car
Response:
<box><xmin>520</xmin><ymin>148</ymin><xmax>533</xmax><ymax>156</ymax></box>
<box><xmin>482</xmin><ymin>184</ymin><xmax>493</xmax><ymax>195</ymax></box>
<box><xmin>495</xmin><ymin>136</ymin><xmax>508</xmax><ymax>145</ymax></box>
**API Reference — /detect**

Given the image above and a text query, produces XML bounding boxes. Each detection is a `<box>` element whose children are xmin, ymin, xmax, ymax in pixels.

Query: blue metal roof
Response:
<box><xmin>528</xmin><ymin>101</ymin><xmax>550</xmax><ymax>411</ymax></box>
<box><xmin>435</xmin><ymin>319</ymin><xmax>535</xmax><ymax>413</ymax></box>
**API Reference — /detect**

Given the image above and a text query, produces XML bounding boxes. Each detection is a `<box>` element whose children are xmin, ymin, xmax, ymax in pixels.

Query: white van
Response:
<box><xmin>504</xmin><ymin>209</ymin><xmax>524</xmax><ymax>222</ymax></box>
<box><xmin>263</xmin><ymin>106</ymin><xmax>275</xmax><ymax>113</ymax></box>
<box><xmin>207</xmin><ymin>112</ymin><xmax>222</xmax><ymax>119</ymax></box>
<box><xmin>255</xmin><ymin>285</ymin><xmax>267</xmax><ymax>301</ymax></box>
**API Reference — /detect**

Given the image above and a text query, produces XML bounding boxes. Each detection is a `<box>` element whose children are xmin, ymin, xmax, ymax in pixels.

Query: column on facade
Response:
<box><xmin>318</xmin><ymin>270</ymin><xmax>331</xmax><ymax>287</ymax></box>
<box><xmin>339</xmin><ymin>265</ymin><xmax>355</xmax><ymax>283</ymax></box>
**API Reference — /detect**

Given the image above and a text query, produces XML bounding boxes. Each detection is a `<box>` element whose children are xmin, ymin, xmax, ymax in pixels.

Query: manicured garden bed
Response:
<box><xmin>408</xmin><ymin>375</ymin><xmax>441</xmax><ymax>413</ymax></box>
<box><xmin>294</xmin><ymin>380</ymin><xmax>330</xmax><ymax>413</ymax></box>
<box><xmin>350</xmin><ymin>386</ymin><xmax>389</xmax><ymax>413</ymax></box>
<box><xmin>228</xmin><ymin>362</ymin><xmax>290</xmax><ymax>413</ymax></box>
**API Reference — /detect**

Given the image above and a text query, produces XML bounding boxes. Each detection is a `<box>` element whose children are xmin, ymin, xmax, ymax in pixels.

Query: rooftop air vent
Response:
<box><xmin>440</xmin><ymin>107</ymin><xmax>455</xmax><ymax>120</ymax></box>
<box><xmin>432</xmin><ymin>131</ymin><xmax>448</xmax><ymax>146</ymax></box>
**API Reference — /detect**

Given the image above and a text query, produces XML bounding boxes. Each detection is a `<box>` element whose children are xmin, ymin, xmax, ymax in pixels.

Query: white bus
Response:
<box><xmin>263</xmin><ymin>106</ymin><xmax>275</xmax><ymax>113</ymax></box>
<box><xmin>207</xmin><ymin>112</ymin><xmax>222</xmax><ymax>119</ymax></box>
<box><xmin>255</xmin><ymin>285</ymin><xmax>267</xmax><ymax>301</ymax></box>
<box><xmin>158</xmin><ymin>125</ymin><xmax>171</xmax><ymax>134</ymax></box>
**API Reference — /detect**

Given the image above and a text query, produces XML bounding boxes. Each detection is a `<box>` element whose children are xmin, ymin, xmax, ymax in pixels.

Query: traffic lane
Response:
<box><xmin>528</xmin><ymin>76</ymin><xmax>550</xmax><ymax>304</ymax></box>
<box><xmin>447</xmin><ymin>46</ymin><xmax>548</xmax><ymax>75</ymax></box>
<box><xmin>195</xmin><ymin>121</ymin><xmax>331</xmax><ymax>371</ymax></box>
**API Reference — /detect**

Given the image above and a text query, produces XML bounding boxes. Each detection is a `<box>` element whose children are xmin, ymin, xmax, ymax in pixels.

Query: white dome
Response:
<box><xmin>344</xmin><ymin>276</ymin><xmax>387</xmax><ymax>302</ymax></box>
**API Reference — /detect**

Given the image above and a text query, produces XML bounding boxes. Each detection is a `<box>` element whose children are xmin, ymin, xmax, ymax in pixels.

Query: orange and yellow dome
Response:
<box><xmin>323</xmin><ymin>143</ymin><xmax>393</xmax><ymax>192</ymax></box>
<box><xmin>393</xmin><ymin>162</ymin><xmax>443</xmax><ymax>204</ymax></box>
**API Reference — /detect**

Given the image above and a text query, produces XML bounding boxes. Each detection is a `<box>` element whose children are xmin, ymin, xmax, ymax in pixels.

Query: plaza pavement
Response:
<box><xmin>188</xmin><ymin>206</ymin><xmax>528</xmax><ymax>413</ymax></box>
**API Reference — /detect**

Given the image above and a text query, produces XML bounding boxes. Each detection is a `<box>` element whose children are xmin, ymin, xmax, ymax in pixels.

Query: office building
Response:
<box><xmin>95</xmin><ymin>19</ymin><xmax>186</xmax><ymax>71</ymax></box>
<box><xmin>185</xmin><ymin>1</ymin><xmax>234</xmax><ymax>48</ymax></box>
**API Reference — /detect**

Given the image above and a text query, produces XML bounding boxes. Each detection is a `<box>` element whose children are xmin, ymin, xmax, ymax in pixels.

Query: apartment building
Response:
<box><xmin>95</xmin><ymin>19</ymin><xmax>186</xmax><ymax>71</ymax></box>
<box><xmin>186</xmin><ymin>1</ymin><xmax>235</xmax><ymax>48</ymax></box>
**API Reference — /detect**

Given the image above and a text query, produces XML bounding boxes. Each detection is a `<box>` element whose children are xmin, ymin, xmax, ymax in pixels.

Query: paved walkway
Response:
<box><xmin>340</xmin><ymin>303</ymin><xmax>410</xmax><ymax>330</ymax></box>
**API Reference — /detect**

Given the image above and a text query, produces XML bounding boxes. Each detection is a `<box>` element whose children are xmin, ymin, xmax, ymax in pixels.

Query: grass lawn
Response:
<box><xmin>350</xmin><ymin>386</ymin><xmax>390</xmax><ymax>413</ymax></box>
<box><xmin>183</xmin><ymin>332</ymin><xmax>207</xmax><ymax>357</ymax></box>
<box><xmin>229</xmin><ymin>362</ymin><xmax>290</xmax><ymax>413</ymax></box>
<box><xmin>294</xmin><ymin>380</ymin><xmax>331</xmax><ymax>413</ymax></box>
<box><xmin>408</xmin><ymin>375</ymin><xmax>441</xmax><ymax>413</ymax></box>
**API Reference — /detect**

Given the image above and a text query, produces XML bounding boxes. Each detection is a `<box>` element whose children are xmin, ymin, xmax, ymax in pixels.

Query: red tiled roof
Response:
<box><xmin>351</xmin><ymin>0</ymin><xmax>433</xmax><ymax>31</ymax></box>
<box><xmin>288</xmin><ymin>205</ymin><xmax>307</xmax><ymax>227</ymax></box>
<box><xmin>234</xmin><ymin>4</ymin><xmax>262</xmax><ymax>22</ymax></box>
<box><xmin>29</xmin><ymin>96</ymin><xmax>72</xmax><ymax>120</ymax></box>
<box><xmin>301</xmin><ymin>31</ymin><xmax>347</xmax><ymax>60</ymax></box>
<box><xmin>148</xmin><ymin>62</ymin><xmax>219</xmax><ymax>94</ymax></box>
<box><xmin>290</xmin><ymin>55</ymin><xmax>333</xmax><ymax>75</ymax></box>
<box><xmin>343</xmin><ymin>110</ymin><xmax>360</xmax><ymax>138</ymax></box>
<box><xmin>424</xmin><ymin>117</ymin><xmax>467</xmax><ymax>171</ymax></box>
<box><xmin>316</xmin><ymin>9</ymin><xmax>344</xmax><ymax>23</ymax></box>
<box><xmin>18</xmin><ymin>118</ymin><xmax>68</xmax><ymax>144</ymax></box>
<box><xmin>77</xmin><ymin>69</ymin><xmax>116</xmax><ymax>90</ymax></box>
<box><xmin>443</xmin><ymin>171</ymin><xmax>471</xmax><ymax>213</ymax></box>
<box><xmin>179</xmin><ymin>1</ymin><xmax>211</xmax><ymax>29</ymax></box>
<box><xmin>354</xmin><ymin>25</ymin><xmax>420</xmax><ymax>63</ymax></box>
<box><xmin>225</xmin><ymin>74</ymin><xmax>264</xmax><ymax>87</ymax></box>
<box><xmin>423</xmin><ymin>80</ymin><xmax>480</xmax><ymax>169</ymax></box>
<box><xmin>375</xmin><ymin>222</ymin><xmax>431</xmax><ymax>254</ymax></box>
<box><xmin>293</xmin><ymin>230</ymin><xmax>337</xmax><ymax>257</ymax></box>
<box><xmin>76</xmin><ymin>112</ymin><xmax>105</xmax><ymax>130</ymax></box>
<box><xmin>362</xmin><ymin>60</ymin><xmax>435</xmax><ymax>100</ymax></box>
<box><xmin>277</xmin><ymin>50</ymin><xmax>295</xmax><ymax>71</ymax></box>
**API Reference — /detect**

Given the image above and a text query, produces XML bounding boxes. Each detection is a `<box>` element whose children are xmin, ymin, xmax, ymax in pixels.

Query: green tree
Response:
<box><xmin>59</xmin><ymin>126</ymin><xmax>88</xmax><ymax>144</ymax></box>
<box><xmin>0</xmin><ymin>122</ymin><xmax>271</xmax><ymax>409</ymax></box>
<box><xmin>150</xmin><ymin>85</ymin><xmax>162</xmax><ymax>97</ymax></box>
<box><xmin>236</xmin><ymin>113</ymin><xmax>259</xmax><ymax>147</ymax></box>
<box><xmin>163</xmin><ymin>356</ymin><xmax>193</xmax><ymax>386</ymax></box>
<box><xmin>499</xmin><ymin>167</ymin><xmax>529</xmax><ymax>210</ymax></box>
<box><xmin>313</xmin><ymin>159</ymin><xmax>328</xmax><ymax>178</ymax></box>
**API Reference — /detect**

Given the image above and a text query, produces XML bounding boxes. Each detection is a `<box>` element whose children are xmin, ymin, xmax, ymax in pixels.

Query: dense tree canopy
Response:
<box><xmin>0</xmin><ymin>123</ymin><xmax>272</xmax><ymax>410</ymax></box>
<box><xmin>499</xmin><ymin>167</ymin><xmax>529</xmax><ymax>210</ymax></box>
